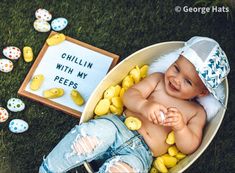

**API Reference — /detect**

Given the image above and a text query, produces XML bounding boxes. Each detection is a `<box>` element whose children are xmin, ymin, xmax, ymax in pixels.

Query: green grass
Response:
<box><xmin>0</xmin><ymin>0</ymin><xmax>234</xmax><ymax>172</ymax></box>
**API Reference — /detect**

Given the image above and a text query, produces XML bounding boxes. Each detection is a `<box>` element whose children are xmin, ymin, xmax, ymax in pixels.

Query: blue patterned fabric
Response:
<box><xmin>181</xmin><ymin>36</ymin><xmax>230</xmax><ymax>105</ymax></box>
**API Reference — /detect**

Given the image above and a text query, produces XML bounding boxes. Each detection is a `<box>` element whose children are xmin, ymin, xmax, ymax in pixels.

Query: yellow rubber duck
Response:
<box><xmin>43</xmin><ymin>88</ymin><xmax>64</xmax><ymax>99</ymax></box>
<box><xmin>175</xmin><ymin>152</ymin><xmax>186</xmax><ymax>160</ymax></box>
<box><xmin>111</xmin><ymin>97</ymin><xmax>123</xmax><ymax>108</ymax></box>
<box><xmin>110</xmin><ymin>105</ymin><xmax>123</xmax><ymax>115</ymax></box>
<box><xmin>46</xmin><ymin>33</ymin><xmax>66</xmax><ymax>46</ymax></box>
<box><xmin>150</xmin><ymin>167</ymin><xmax>158</xmax><ymax>173</ymax></box>
<box><xmin>168</xmin><ymin>145</ymin><xmax>179</xmax><ymax>157</ymax></box>
<box><xmin>166</xmin><ymin>131</ymin><xmax>175</xmax><ymax>145</ymax></box>
<box><xmin>153</xmin><ymin>157</ymin><xmax>168</xmax><ymax>173</ymax></box>
<box><xmin>114</xmin><ymin>85</ymin><xmax>121</xmax><ymax>97</ymax></box>
<box><xmin>122</xmin><ymin>75</ymin><xmax>134</xmax><ymax>89</ymax></box>
<box><xmin>119</xmin><ymin>87</ymin><xmax>126</xmax><ymax>98</ymax></box>
<box><xmin>110</xmin><ymin>97</ymin><xmax>123</xmax><ymax>115</ymax></box>
<box><xmin>124</xmin><ymin>116</ymin><xmax>142</xmax><ymax>130</ymax></box>
<box><xmin>140</xmin><ymin>65</ymin><xmax>149</xmax><ymax>78</ymax></box>
<box><xmin>94</xmin><ymin>99</ymin><xmax>110</xmax><ymax>115</ymax></box>
<box><xmin>23</xmin><ymin>46</ymin><xmax>33</xmax><ymax>62</ymax></box>
<box><xmin>70</xmin><ymin>89</ymin><xmax>84</xmax><ymax>106</ymax></box>
<box><xmin>161</xmin><ymin>154</ymin><xmax>178</xmax><ymax>168</ymax></box>
<box><xmin>103</xmin><ymin>86</ymin><xmax>116</xmax><ymax>99</ymax></box>
<box><xmin>129</xmin><ymin>65</ymin><xmax>141</xmax><ymax>83</ymax></box>
<box><xmin>30</xmin><ymin>74</ymin><xmax>44</xmax><ymax>91</ymax></box>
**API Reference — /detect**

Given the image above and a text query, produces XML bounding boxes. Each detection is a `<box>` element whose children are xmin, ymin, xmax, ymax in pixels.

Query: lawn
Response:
<box><xmin>0</xmin><ymin>0</ymin><xmax>234</xmax><ymax>172</ymax></box>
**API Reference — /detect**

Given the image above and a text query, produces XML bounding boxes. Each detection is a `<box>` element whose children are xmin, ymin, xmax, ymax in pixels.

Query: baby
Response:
<box><xmin>39</xmin><ymin>36</ymin><xmax>230</xmax><ymax>173</ymax></box>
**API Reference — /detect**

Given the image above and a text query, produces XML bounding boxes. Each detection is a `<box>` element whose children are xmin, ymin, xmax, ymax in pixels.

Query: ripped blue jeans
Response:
<box><xmin>39</xmin><ymin>114</ymin><xmax>153</xmax><ymax>173</ymax></box>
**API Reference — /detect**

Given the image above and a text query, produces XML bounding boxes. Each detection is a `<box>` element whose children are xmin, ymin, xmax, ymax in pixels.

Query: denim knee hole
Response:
<box><xmin>104</xmin><ymin>157</ymin><xmax>139</xmax><ymax>173</ymax></box>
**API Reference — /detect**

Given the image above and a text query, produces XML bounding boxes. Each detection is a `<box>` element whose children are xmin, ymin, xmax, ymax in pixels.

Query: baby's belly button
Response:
<box><xmin>145</xmin><ymin>130</ymin><xmax>150</xmax><ymax>136</ymax></box>
<box><xmin>138</xmin><ymin>129</ymin><xmax>150</xmax><ymax>138</ymax></box>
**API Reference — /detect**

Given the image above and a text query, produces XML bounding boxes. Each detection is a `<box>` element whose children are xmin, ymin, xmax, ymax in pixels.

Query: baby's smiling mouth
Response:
<box><xmin>169</xmin><ymin>81</ymin><xmax>179</xmax><ymax>91</ymax></box>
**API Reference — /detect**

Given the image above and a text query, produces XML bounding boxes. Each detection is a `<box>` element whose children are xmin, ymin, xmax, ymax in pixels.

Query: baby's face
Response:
<box><xmin>164</xmin><ymin>55</ymin><xmax>208</xmax><ymax>100</ymax></box>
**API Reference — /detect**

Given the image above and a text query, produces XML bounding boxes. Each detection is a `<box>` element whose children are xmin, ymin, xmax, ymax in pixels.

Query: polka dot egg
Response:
<box><xmin>7</xmin><ymin>98</ymin><xmax>25</xmax><ymax>112</ymax></box>
<box><xmin>35</xmin><ymin>8</ymin><xmax>52</xmax><ymax>21</ymax></box>
<box><xmin>0</xmin><ymin>107</ymin><xmax>9</xmax><ymax>123</ymax></box>
<box><xmin>34</xmin><ymin>19</ymin><xmax>51</xmax><ymax>32</ymax></box>
<box><xmin>51</xmin><ymin>17</ymin><xmax>68</xmax><ymax>31</ymax></box>
<box><xmin>0</xmin><ymin>58</ymin><xmax>14</xmax><ymax>73</ymax></box>
<box><xmin>9</xmin><ymin>119</ymin><xmax>29</xmax><ymax>133</ymax></box>
<box><xmin>3</xmin><ymin>46</ymin><xmax>21</xmax><ymax>60</ymax></box>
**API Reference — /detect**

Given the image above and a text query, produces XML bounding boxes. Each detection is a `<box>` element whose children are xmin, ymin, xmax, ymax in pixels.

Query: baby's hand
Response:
<box><xmin>163</xmin><ymin>107</ymin><xmax>186</xmax><ymax>131</ymax></box>
<box><xmin>140</xmin><ymin>101</ymin><xmax>167</xmax><ymax>124</ymax></box>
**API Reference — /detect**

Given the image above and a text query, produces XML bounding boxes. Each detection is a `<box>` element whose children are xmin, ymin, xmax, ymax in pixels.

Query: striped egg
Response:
<box><xmin>51</xmin><ymin>17</ymin><xmax>68</xmax><ymax>31</ymax></box>
<box><xmin>0</xmin><ymin>58</ymin><xmax>13</xmax><ymax>73</ymax></box>
<box><xmin>33</xmin><ymin>19</ymin><xmax>51</xmax><ymax>32</ymax></box>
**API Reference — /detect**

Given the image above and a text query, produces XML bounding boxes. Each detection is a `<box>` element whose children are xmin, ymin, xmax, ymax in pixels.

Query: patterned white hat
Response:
<box><xmin>181</xmin><ymin>36</ymin><xmax>230</xmax><ymax>105</ymax></box>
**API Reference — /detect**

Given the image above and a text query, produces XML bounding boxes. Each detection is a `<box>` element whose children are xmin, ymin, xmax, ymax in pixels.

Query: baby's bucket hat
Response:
<box><xmin>181</xmin><ymin>36</ymin><xmax>230</xmax><ymax>105</ymax></box>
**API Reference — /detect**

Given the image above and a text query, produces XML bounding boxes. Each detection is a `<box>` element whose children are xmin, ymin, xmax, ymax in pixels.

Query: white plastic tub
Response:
<box><xmin>80</xmin><ymin>41</ymin><xmax>229</xmax><ymax>173</ymax></box>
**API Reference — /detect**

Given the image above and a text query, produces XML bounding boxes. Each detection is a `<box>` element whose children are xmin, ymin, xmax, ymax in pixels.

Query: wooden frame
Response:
<box><xmin>18</xmin><ymin>31</ymin><xmax>119</xmax><ymax>118</ymax></box>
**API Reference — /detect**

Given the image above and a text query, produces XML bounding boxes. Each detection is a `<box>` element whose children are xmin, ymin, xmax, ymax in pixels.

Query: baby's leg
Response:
<box><xmin>98</xmin><ymin>155</ymin><xmax>145</xmax><ymax>173</ymax></box>
<box><xmin>39</xmin><ymin>118</ymin><xmax>117</xmax><ymax>173</ymax></box>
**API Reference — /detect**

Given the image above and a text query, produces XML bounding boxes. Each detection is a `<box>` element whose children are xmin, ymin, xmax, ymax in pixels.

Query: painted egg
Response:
<box><xmin>9</xmin><ymin>119</ymin><xmax>29</xmax><ymax>133</ymax></box>
<box><xmin>35</xmin><ymin>8</ymin><xmax>52</xmax><ymax>21</ymax></box>
<box><xmin>7</xmin><ymin>98</ymin><xmax>25</xmax><ymax>112</ymax></box>
<box><xmin>51</xmin><ymin>17</ymin><xmax>68</xmax><ymax>31</ymax></box>
<box><xmin>0</xmin><ymin>107</ymin><xmax>9</xmax><ymax>123</ymax></box>
<box><xmin>3</xmin><ymin>46</ymin><xmax>21</xmax><ymax>60</ymax></box>
<box><xmin>0</xmin><ymin>58</ymin><xmax>13</xmax><ymax>73</ymax></box>
<box><xmin>33</xmin><ymin>19</ymin><xmax>51</xmax><ymax>32</ymax></box>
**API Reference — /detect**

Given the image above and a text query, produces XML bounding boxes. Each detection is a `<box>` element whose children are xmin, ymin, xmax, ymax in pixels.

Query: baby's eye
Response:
<box><xmin>174</xmin><ymin>65</ymin><xmax>179</xmax><ymax>72</ymax></box>
<box><xmin>185</xmin><ymin>79</ymin><xmax>192</xmax><ymax>86</ymax></box>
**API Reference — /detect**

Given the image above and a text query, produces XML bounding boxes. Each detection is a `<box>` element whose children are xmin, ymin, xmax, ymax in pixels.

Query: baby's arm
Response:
<box><xmin>123</xmin><ymin>72</ymin><xmax>167</xmax><ymax>123</ymax></box>
<box><xmin>164</xmin><ymin>107</ymin><xmax>206</xmax><ymax>154</ymax></box>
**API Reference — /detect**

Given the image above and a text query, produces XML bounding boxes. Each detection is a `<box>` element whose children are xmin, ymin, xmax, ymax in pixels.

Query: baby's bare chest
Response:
<box><xmin>148</xmin><ymin>89</ymin><xmax>197</xmax><ymax>123</ymax></box>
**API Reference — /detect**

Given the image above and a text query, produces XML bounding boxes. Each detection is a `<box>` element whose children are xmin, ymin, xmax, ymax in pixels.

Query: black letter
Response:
<box><xmin>59</xmin><ymin>77</ymin><xmax>64</xmax><ymax>84</ymax></box>
<box><xmin>87</xmin><ymin>62</ymin><xmax>93</xmax><ymax>68</ymax></box>
<box><xmin>73</xmin><ymin>83</ymin><xmax>78</xmax><ymax>89</ymax></box>
<box><xmin>64</xmin><ymin>79</ymin><xmax>69</xmax><ymax>85</ymax></box>
<box><xmin>61</xmin><ymin>53</ymin><xmax>66</xmax><ymax>59</ymax></box>
<box><xmin>54</xmin><ymin>76</ymin><xmax>60</xmax><ymax>81</ymax></box>
<box><xmin>56</xmin><ymin>63</ymin><xmax>63</xmax><ymax>70</ymax></box>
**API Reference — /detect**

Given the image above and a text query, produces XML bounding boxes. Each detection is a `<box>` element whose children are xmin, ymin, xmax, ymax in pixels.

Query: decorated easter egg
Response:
<box><xmin>9</xmin><ymin>119</ymin><xmax>29</xmax><ymax>133</ymax></box>
<box><xmin>33</xmin><ymin>19</ymin><xmax>51</xmax><ymax>32</ymax></box>
<box><xmin>51</xmin><ymin>17</ymin><xmax>68</xmax><ymax>31</ymax></box>
<box><xmin>35</xmin><ymin>8</ymin><xmax>52</xmax><ymax>21</ymax></box>
<box><xmin>0</xmin><ymin>107</ymin><xmax>9</xmax><ymax>123</ymax></box>
<box><xmin>7</xmin><ymin>98</ymin><xmax>25</xmax><ymax>112</ymax></box>
<box><xmin>3</xmin><ymin>46</ymin><xmax>21</xmax><ymax>60</ymax></box>
<box><xmin>0</xmin><ymin>58</ymin><xmax>13</xmax><ymax>73</ymax></box>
